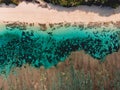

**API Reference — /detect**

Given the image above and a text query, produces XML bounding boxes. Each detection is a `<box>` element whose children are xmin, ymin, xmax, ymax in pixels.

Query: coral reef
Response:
<box><xmin>0</xmin><ymin>22</ymin><xmax>120</xmax><ymax>75</ymax></box>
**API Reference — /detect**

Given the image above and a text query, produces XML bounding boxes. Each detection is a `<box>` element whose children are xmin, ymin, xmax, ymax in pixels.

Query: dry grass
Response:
<box><xmin>0</xmin><ymin>50</ymin><xmax>120</xmax><ymax>90</ymax></box>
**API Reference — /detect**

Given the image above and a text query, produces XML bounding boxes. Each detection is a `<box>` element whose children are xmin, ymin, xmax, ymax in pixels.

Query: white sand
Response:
<box><xmin>0</xmin><ymin>2</ymin><xmax>120</xmax><ymax>24</ymax></box>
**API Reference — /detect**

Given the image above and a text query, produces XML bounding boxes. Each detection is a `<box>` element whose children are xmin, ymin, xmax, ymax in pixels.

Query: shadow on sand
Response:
<box><xmin>0</xmin><ymin>1</ymin><xmax>120</xmax><ymax>17</ymax></box>
<box><xmin>48</xmin><ymin>3</ymin><xmax>120</xmax><ymax>17</ymax></box>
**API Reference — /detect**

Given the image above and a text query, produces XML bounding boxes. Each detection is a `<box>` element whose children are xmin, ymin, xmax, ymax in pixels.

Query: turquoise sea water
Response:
<box><xmin>0</xmin><ymin>25</ymin><xmax>120</xmax><ymax>75</ymax></box>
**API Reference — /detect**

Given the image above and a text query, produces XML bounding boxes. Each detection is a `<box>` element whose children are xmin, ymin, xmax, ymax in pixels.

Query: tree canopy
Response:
<box><xmin>0</xmin><ymin>0</ymin><xmax>120</xmax><ymax>8</ymax></box>
<box><xmin>44</xmin><ymin>0</ymin><xmax>120</xmax><ymax>8</ymax></box>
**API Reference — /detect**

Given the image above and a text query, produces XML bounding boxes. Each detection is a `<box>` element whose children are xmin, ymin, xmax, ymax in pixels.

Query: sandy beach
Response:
<box><xmin>0</xmin><ymin>1</ymin><xmax>120</xmax><ymax>25</ymax></box>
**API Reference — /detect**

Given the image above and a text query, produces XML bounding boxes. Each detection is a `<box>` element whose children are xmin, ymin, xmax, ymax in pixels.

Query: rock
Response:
<box><xmin>38</xmin><ymin>23</ymin><xmax>47</xmax><ymax>30</ymax></box>
<box><xmin>114</xmin><ymin>21</ymin><xmax>120</xmax><ymax>28</ymax></box>
<box><xmin>6</xmin><ymin>21</ymin><xmax>26</xmax><ymax>30</ymax></box>
<box><xmin>87</xmin><ymin>22</ymin><xmax>102</xmax><ymax>28</ymax></box>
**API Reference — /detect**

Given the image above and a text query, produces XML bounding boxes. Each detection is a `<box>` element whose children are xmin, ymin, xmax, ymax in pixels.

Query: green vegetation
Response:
<box><xmin>0</xmin><ymin>0</ymin><xmax>35</xmax><ymax>5</ymax></box>
<box><xmin>0</xmin><ymin>0</ymin><xmax>120</xmax><ymax>8</ymax></box>
<box><xmin>44</xmin><ymin>0</ymin><xmax>120</xmax><ymax>8</ymax></box>
<box><xmin>0</xmin><ymin>0</ymin><xmax>20</xmax><ymax>5</ymax></box>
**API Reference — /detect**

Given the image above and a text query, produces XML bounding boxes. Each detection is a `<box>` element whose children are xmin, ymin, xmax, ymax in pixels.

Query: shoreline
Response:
<box><xmin>1</xmin><ymin>21</ymin><xmax>120</xmax><ymax>31</ymax></box>
<box><xmin>0</xmin><ymin>2</ymin><xmax>120</xmax><ymax>26</ymax></box>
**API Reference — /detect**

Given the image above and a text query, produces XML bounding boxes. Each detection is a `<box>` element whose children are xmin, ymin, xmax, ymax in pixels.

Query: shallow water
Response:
<box><xmin>0</xmin><ymin>25</ymin><xmax>120</xmax><ymax>75</ymax></box>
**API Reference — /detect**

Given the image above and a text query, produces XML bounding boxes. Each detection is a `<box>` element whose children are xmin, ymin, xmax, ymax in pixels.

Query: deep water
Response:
<box><xmin>0</xmin><ymin>25</ymin><xmax>120</xmax><ymax>75</ymax></box>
